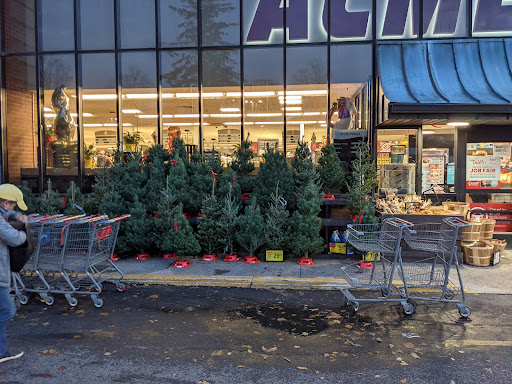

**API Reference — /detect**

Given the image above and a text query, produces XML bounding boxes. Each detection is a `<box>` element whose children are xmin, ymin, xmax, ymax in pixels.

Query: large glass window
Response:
<box><xmin>119</xmin><ymin>0</ymin><xmax>156</xmax><ymax>49</ymax></box>
<box><xmin>79</xmin><ymin>0</ymin><xmax>115</xmax><ymax>50</ymax></box>
<box><xmin>39</xmin><ymin>0</ymin><xmax>74</xmax><ymax>51</ymax></box>
<box><xmin>81</xmin><ymin>53</ymin><xmax>117</xmax><ymax>170</ymax></box>
<box><xmin>120</xmin><ymin>52</ymin><xmax>157</xmax><ymax>153</ymax></box>
<box><xmin>422</xmin><ymin>125</ymin><xmax>455</xmax><ymax>194</ymax></box>
<box><xmin>161</xmin><ymin>50</ymin><xmax>200</xmax><ymax>154</ymax></box>
<box><xmin>202</xmin><ymin>0</ymin><xmax>240</xmax><ymax>46</ymax></box>
<box><xmin>41</xmin><ymin>54</ymin><xmax>78</xmax><ymax>190</ymax></box>
<box><xmin>244</xmin><ymin>47</ymin><xmax>283</xmax><ymax>162</ymax></box>
<box><xmin>467</xmin><ymin>142</ymin><xmax>512</xmax><ymax>190</ymax></box>
<box><xmin>159</xmin><ymin>0</ymin><xmax>197</xmax><ymax>47</ymax></box>
<box><xmin>377</xmin><ymin>128</ymin><xmax>418</xmax><ymax>195</ymax></box>
<box><xmin>4</xmin><ymin>56</ymin><xmax>37</xmax><ymax>188</ymax></box>
<box><xmin>202</xmin><ymin>49</ymin><xmax>241</xmax><ymax>164</ymax></box>
<box><xmin>287</xmin><ymin>46</ymin><xmax>327</xmax><ymax>161</ymax></box>
<box><xmin>1</xmin><ymin>0</ymin><xmax>36</xmax><ymax>53</ymax></box>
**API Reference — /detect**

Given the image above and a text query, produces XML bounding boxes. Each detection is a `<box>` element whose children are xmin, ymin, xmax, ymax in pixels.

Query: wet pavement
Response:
<box><xmin>2</xmin><ymin>284</ymin><xmax>511</xmax><ymax>384</ymax></box>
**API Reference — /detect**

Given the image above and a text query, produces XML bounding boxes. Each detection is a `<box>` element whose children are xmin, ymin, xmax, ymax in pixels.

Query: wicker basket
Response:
<box><xmin>462</xmin><ymin>241</ymin><xmax>493</xmax><ymax>266</ymax></box>
<box><xmin>461</xmin><ymin>221</ymin><xmax>482</xmax><ymax>241</ymax></box>
<box><xmin>479</xmin><ymin>219</ymin><xmax>496</xmax><ymax>240</ymax></box>
<box><xmin>442</xmin><ymin>202</ymin><xmax>470</xmax><ymax>218</ymax></box>
<box><xmin>483</xmin><ymin>239</ymin><xmax>507</xmax><ymax>255</ymax></box>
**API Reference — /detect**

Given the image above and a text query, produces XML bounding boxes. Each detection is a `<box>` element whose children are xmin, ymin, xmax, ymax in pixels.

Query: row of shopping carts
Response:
<box><xmin>340</xmin><ymin>217</ymin><xmax>472</xmax><ymax>317</ymax></box>
<box><xmin>11</xmin><ymin>213</ymin><xmax>130</xmax><ymax>308</ymax></box>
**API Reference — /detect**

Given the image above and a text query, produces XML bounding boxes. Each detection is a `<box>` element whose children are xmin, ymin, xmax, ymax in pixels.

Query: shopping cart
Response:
<box><xmin>12</xmin><ymin>214</ymin><xmax>129</xmax><ymax>308</ymax></box>
<box><xmin>401</xmin><ymin>217</ymin><xmax>471</xmax><ymax>317</ymax></box>
<box><xmin>339</xmin><ymin>218</ymin><xmax>414</xmax><ymax>314</ymax></box>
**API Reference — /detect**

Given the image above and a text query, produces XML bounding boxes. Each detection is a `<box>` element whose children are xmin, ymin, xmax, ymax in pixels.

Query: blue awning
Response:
<box><xmin>378</xmin><ymin>39</ymin><xmax>512</xmax><ymax>105</ymax></box>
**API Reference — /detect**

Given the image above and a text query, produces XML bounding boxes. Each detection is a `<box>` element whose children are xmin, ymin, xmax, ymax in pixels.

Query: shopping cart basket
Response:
<box><xmin>401</xmin><ymin>217</ymin><xmax>471</xmax><ymax>317</ymax></box>
<box><xmin>339</xmin><ymin>218</ymin><xmax>414</xmax><ymax>314</ymax></box>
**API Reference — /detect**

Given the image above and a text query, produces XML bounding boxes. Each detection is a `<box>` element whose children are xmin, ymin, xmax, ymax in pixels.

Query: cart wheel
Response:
<box><xmin>92</xmin><ymin>296</ymin><xmax>104</xmax><ymax>308</ymax></box>
<box><xmin>381</xmin><ymin>289</ymin><xmax>389</xmax><ymax>297</ymax></box>
<box><xmin>352</xmin><ymin>302</ymin><xmax>359</xmax><ymax>313</ymax></box>
<box><xmin>44</xmin><ymin>295</ymin><xmax>55</xmax><ymax>306</ymax></box>
<box><xmin>402</xmin><ymin>302</ymin><xmax>415</xmax><ymax>315</ymax></box>
<box><xmin>19</xmin><ymin>294</ymin><xmax>29</xmax><ymax>305</ymax></box>
<box><xmin>66</xmin><ymin>295</ymin><xmax>78</xmax><ymax>307</ymax></box>
<box><xmin>408</xmin><ymin>299</ymin><xmax>418</xmax><ymax>312</ymax></box>
<box><xmin>444</xmin><ymin>288</ymin><xmax>455</xmax><ymax>300</ymax></box>
<box><xmin>458</xmin><ymin>306</ymin><xmax>471</xmax><ymax>318</ymax></box>
<box><xmin>116</xmin><ymin>283</ymin><xmax>127</xmax><ymax>292</ymax></box>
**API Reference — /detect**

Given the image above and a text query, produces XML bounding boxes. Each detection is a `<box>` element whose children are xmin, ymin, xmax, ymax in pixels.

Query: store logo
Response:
<box><xmin>245</xmin><ymin>0</ymin><xmax>512</xmax><ymax>43</ymax></box>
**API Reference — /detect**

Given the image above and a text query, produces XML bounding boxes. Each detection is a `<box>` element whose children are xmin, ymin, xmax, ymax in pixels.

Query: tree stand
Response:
<box><xmin>223</xmin><ymin>253</ymin><xmax>239</xmax><ymax>262</ymax></box>
<box><xmin>202</xmin><ymin>253</ymin><xmax>217</xmax><ymax>261</ymax></box>
<box><xmin>135</xmin><ymin>252</ymin><xmax>151</xmax><ymax>261</ymax></box>
<box><xmin>173</xmin><ymin>259</ymin><xmax>191</xmax><ymax>268</ymax></box>
<box><xmin>299</xmin><ymin>256</ymin><xmax>314</xmax><ymax>265</ymax></box>
<box><xmin>243</xmin><ymin>255</ymin><xmax>260</xmax><ymax>264</ymax></box>
<box><xmin>110</xmin><ymin>253</ymin><xmax>120</xmax><ymax>261</ymax></box>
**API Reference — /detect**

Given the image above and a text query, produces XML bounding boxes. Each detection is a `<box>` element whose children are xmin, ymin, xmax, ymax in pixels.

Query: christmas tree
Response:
<box><xmin>38</xmin><ymin>179</ymin><xmax>62</xmax><ymax>215</ymax></box>
<box><xmin>346</xmin><ymin>142</ymin><xmax>379</xmax><ymax>224</ymax></box>
<box><xmin>116</xmin><ymin>196</ymin><xmax>155</xmax><ymax>256</ymax></box>
<box><xmin>289</xmin><ymin>180</ymin><xmax>325</xmax><ymax>259</ymax></box>
<box><xmin>291</xmin><ymin>141</ymin><xmax>318</xmax><ymax>195</ymax></box>
<box><xmin>166</xmin><ymin>154</ymin><xmax>191</xmax><ymax>212</ymax></box>
<box><xmin>236</xmin><ymin>198</ymin><xmax>265</xmax><ymax>257</ymax></box>
<box><xmin>264</xmin><ymin>183</ymin><xmax>289</xmax><ymax>251</ymax></box>
<box><xmin>160</xmin><ymin>201</ymin><xmax>201</xmax><ymax>258</ymax></box>
<box><xmin>97</xmin><ymin>190</ymin><xmax>127</xmax><ymax>219</ymax></box>
<box><xmin>252</xmin><ymin>145</ymin><xmax>295</xmax><ymax>212</ymax></box>
<box><xmin>142</xmin><ymin>145</ymin><xmax>169</xmax><ymax>215</ymax></box>
<box><xmin>186</xmin><ymin>151</ymin><xmax>217</xmax><ymax>216</ymax></box>
<box><xmin>196</xmin><ymin>176</ymin><xmax>223</xmax><ymax>255</ymax></box>
<box><xmin>218</xmin><ymin>183</ymin><xmax>240</xmax><ymax>256</ymax></box>
<box><xmin>63</xmin><ymin>181</ymin><xmax>86</xmax><ymax>216</ymax></box>
<box><xmin>316</xmin><ymin>143</ymin><xmax>346</xmax><ymax>195</ymax></box>
<box><xmin>18</xmin><ymin>181</ymin><xmax>40</xmax><ymax>214</ymax></box>
<box><xmin>230</xmin><ymin>135</ymin><xmax>255</xmax><ymax>194</ymax></box>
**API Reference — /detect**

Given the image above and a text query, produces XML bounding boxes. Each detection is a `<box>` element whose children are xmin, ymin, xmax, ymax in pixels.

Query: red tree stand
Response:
<box><xmin>223</xmin><ymin>253</ymin><xmax>239</xmax><ymax>262</ymax></box>
<box><xmin>243</xmin><ymin>255</ymin><xmax>260</xmax><ymax>264</ymax></box>
<box><xmin>298</xmin><ymin>256</ymin><xmax>314</xmax><ymax>265</ymax></box>
<box><xmin>173</xmin><ymin>259</ymin><xmax>191</xmax><ymax>268</ymax></box>
<box><xmin>135</xmin><ymin>252</ymin><xmax>151</xmax><ymax>261</ymax></box>
<box><xmin>161</xmin><ymin>253</ymin><xmax>178</xmax><ymax>260</ymax></box>
<box><xmin>202</xmin><ymin>253</ymin><xmax>217</xmax><ymax>261</ymax></box>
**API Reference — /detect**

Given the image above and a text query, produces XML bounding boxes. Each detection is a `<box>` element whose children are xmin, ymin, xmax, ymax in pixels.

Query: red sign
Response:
<box><xmin>251</xmin><ymin>142</ymin><xmax>258</xmax><ymax>154</ymax></box>
<box><xmin>469</xmin><ymin>203</ymin><xmax>512</xmax><ymax>232</ymax></box>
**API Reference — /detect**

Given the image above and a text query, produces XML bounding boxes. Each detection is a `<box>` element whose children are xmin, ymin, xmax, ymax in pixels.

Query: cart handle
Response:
<box><xmin>38</xmin><ymin>214</ymin><xmax>62</xmax><ymax>222</ymax></box>
<box><xmin>455</xmin><ymin>217</ymin><xmax>469</xmax><ymax>225</ymax></box>
<box><xmin>395</xmin><ymin>218</ymin><xmax>413</xmax><ymax>226</ymax></box>
<box><xmin>110</xmin><ymin>214</ymin><xmax>131</xmax><ymax>222</ymax></box>
<box><xmin>407</xmin><ymin>229</ymin><xmax>417</xmax><ymax>235</ymax></box>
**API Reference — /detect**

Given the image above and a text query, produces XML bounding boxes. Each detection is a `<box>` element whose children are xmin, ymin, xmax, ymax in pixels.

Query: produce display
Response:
<box><xmin>375</xmin><ymin>190</ymin><xmax>461</xmax><ymax>215</ymax></box>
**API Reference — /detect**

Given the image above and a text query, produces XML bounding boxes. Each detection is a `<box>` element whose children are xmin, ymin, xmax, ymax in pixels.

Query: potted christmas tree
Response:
<box><xmin>38</xmin><ymin>179</ymin><xmax>62</xmax><ymax>215</ymax></box>
<box><xmin>236</xmin><ymin>198</ymin><xmax>266</xmax><ymax>264</ymax></box>
<box><xmin>63</xmin><ymin>181</ymin><xmax>86</xmax><ymax>216</ymax></box>
<box><xmin>264</xmin><ymin>183</ymin><xmax>289</xmax><ymax>262</ymax></box>
<box><xmin>291</xmin><ymin>141</ymin><xmax>318</xmax><ymax>195</ymax></box>
<box><xmin>289</xmin><ymin>180</ymin><xmax>325</xmax><ymax>265</ymax></box>
<box><xmin>196</xmin><ymin>175</ymin><xmax>222</xmax><ymax>261</ymax></box>
<box><xmin>119</xmin><ymin>196</ymin><xmax>155</xmax><ymax>260</ymax></box>
<box><xmin>230</xmin><ymin>135</ymin><xmax>255</xmax><ymax>196</ymax></box>
<box><xmin>346</xmin><ymin>142</ymin><xmax>379</xmax><ymax>224</ymax></box>
<box><xmin>219</xmin><ymin>183</ymin><xmax>240</xmax><ymax>262</ymax></box>
<box><xmin>316</xmin><ymin>143</ymin><xmax>345</xmax><ymax>200</ymax></box>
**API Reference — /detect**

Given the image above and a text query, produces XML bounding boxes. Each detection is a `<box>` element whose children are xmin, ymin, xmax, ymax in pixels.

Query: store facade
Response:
<box><xmin>1</xmin><ymin>0</ymin><xmax>511</xmax><ymax>204</ymax></box>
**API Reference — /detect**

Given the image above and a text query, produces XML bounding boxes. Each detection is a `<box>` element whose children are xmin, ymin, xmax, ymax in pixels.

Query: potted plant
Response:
<box><xmin>84</xmin><ymin>144</ymin><xmax>96</xmax><ymax>168</ymax></box>
<box><xmin>264</xmin><ymin>183</ymin><xmax>289</xmax><ymax>262</ymax></box>
<box><xmin>123</xmin><ymin>131</ymin><xmax>143</xmax><ymax>152</ymax></box>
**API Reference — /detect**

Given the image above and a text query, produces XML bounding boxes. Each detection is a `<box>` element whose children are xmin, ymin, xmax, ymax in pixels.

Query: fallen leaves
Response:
<box><xmin>411</xmin><ymin>352</ymin><xmax>420</xmax><ymax>360</ymax></box>
<box><xmin>261</xmin><ymin>346</ymin><xmax>277</xmax><ymax>353</ymax></box>
<box><xmin>40</xmin><ymin>349</ymin><xmax>59</xmax><ymax>355</ymax></box>
<box><xmin>297</xmin><ymin>366</ymin><xmax>308</xmax><ymax>370</ymax></box>
<box><xmin>211</xmin><ymin>350</ymin><xmax>223</xmax><ymax>356</ymax></box>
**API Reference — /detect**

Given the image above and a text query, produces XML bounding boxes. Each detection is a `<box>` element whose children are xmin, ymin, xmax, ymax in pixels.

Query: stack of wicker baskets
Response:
<box><xmin>461</xmin><ymin>219</ymin><xmax>499</xmax><ymax>266</ymax></box>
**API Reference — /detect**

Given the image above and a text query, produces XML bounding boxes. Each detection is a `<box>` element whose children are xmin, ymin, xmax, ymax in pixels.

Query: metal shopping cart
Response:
<box><xmin>12</xmin><ymin>214</ymin><xmax>129</xmax><ymax>308</ymax></box>
<box><xmin>339</xmin><ymin>218</ymin><xmax>414</xmax><ymax>314</ymax></box>
<box><xmin>401</xmin><ymin>217</ymin><xmax>472</xmax><ymax>317</ymax></box>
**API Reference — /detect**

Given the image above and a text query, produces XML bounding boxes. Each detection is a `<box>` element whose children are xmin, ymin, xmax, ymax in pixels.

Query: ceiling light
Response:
<box><xmin>423</xmin><ymin>130</ymin><xmax>435</xmax><ymax>134</ymax></box>
<box><xmin>279</xmin><ymin>100</ymin><xmax>302</xmax><ymax>105</ymax></box>
<box><xmin>71</xmin><ymin>113</ymin><xmax>93</xmax><ymax>117</ymax></box>
<box><xmin>44</xmin><ymin>107</ymin><xmax>53</xmax><ymax>112</ymax></box>
<box><xmin>209</xmin><ymin>113</ymin><xmax>241</xmax><ymax>118</ymax></box>
<box><xmin>286</xmin><ymin>121</ymin><xmax>319</xmax><ymax>124</ymax></box>
<box><xmin>82</xmin><ymin>94</ymin><xmax>117</xmax><ymax>100</ymax></box>
<box><xmin>203</xmin><ymin>92</ymin><xmax>224</xmax><ymax>98</ymax></box>
<box><xmin>124</xmin><ymin>93</ymin><xmax>157</xmax><ymax>99</ymax></box>
<box><xmin>122</xmin><ymin>109</ymin><xmax>141</xmax><ymax>114</ymax></box>
<box><xmin>122</xmin><ymin>123</ymin><xmax>133</xmax><ymax>126</ymax></box>
<box><xmin>44</xmin><ymin>113</ymin><xmax>56</xmax><ymax>118</ymax></box>
<box><xmin>84</xmin><ymin>123</ymin><xmax>103</xmax><ymax>127</ymax></box>
<box><xmin>174</xmin><ymin>114</ymin><xmax>200</xmax><ymax>118</ymax></box>
<box><xmin>246</xmin><ymin>113</ymin><xmax>282</xmax><ymax>117</ymax></box>
<box><xmin>279</xmin><ymin>90</ymin><xmax>327</xmax><ymax>96</ymax></box>
<box><xmin>447</xmin><ymin>122</ymin><xmax>469</xmax><ymax>126</ymax></box>
<box><xmin>282</xmin><ymin>107</ymin><xmax>301</xmax><ymax>111</ymax></box>
<box><xmin>103</xmin><ymin>123</ymin><xmax>117</xmax><ymax>127</ymax></box>
<box><xmin>278</xmin><ymin>95</ymin><xmax>302</xmax><ymax>100</ymax></box>
<box><xmin>220</xmin><ymin>108</ymin><xmax>240</xmax><ymax>112</ymax></box>
<box><xmin>176</xmin><ymin>93</ymin><xmax>199</xmax><ymax>98</ymax></box>
<box><xmin>243</xmin><ymin>91</ymin><xmax>275</xmax><ymax>97</ymax></box>
<box><xmin>137</xmin><ymin>115</ymin><xmax>158</xmax><ymax>119</ymax></box>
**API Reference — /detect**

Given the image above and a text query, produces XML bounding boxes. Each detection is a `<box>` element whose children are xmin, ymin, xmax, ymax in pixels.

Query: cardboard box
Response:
<box><xmin>266</xmin><ymin>250</ymin><xmax>283</xmax><ymax>261</ymax></box>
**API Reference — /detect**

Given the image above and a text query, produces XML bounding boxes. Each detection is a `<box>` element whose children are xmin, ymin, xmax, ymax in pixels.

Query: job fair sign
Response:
<box><xmin>466</xmin><ymin>156</ymin><xmax>501</xmax><ymax>189</ymax></box>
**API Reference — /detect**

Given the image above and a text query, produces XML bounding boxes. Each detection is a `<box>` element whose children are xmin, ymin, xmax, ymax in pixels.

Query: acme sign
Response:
<box><xmin>245</xmin><ymin>0</ymin><xmax>512</xmax><ymax>43</ymax></box>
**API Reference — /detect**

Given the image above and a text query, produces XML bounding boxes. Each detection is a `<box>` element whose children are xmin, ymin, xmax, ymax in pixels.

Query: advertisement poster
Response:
<box><xmin>447</xmin><ymin>164</ymin><xmax>455</xmax><ymax>185</ymax></box>
<box><xmin>422</xmin><ymin>156</ymin><xmax>445</xmax><ymax>192</ymax></box>
<box><xmin>470</xmin><ymin>203</ymin><xmax>512</xmax><ymax>232</ymax></box>
<box><xmin>494</xmin><ymin>144</ymin><xmax>511</xmax><ymax>158</ymax></box>
<box><xmin>466</xmin><ymin>156</ymin><xmax>501</xmax><ymax>189</ymax></box>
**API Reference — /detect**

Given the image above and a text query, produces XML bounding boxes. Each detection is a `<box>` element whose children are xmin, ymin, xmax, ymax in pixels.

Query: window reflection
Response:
<box><xmin>243</xmin><ymin>47</ymin><xmax>283</xmax><ymax>162</ymax></box>
<box><xmin>5</xmin><ymin>56</ymin><xmax>37</xmax><ymax>187</ymax></box>
<box><xmin>120</xmin><ymin>52</ymin><xmax>157</xmax><ymax>153</ymax></box>
<box><xmin>41</xmin><ymin>54</ymin><xmax>78</xmax><ymax>190</ymax></box>
<box><xmin>39</xmin><ymin>0</ymin><xmax>74</xmax><ymax>51</ymax></box>
<box><xmin>160</xmin><ymin>0</ymin><xmax>197</xmax><ymax>47</ymax></box>
<box><xmin>287</xmin><ymin>46</ymin><xmax>327</xmax><ymax>162</ymax></box>
<box><xmin>201</xmin><ymin>0</ymin><xmax>240</xmax><ymax>46</ymax></box>
<box><xmin>81</xmin><ymin>53</ymin><xmax>117</xmax><ymax>170</ymax></box>
<box><xmin>161</xmin><ymin>50</ymin><xmax>200</xmax><ymax>154</ymax></box>
<box><xmin>119</xmin><ymin>0</ymin><xmax>156</xmax><ymax>49</ymax></box>
<box><xmin>79</xmin><ymin>0</ymin><xmax>115</xmax><ymax>50</ymax></box>
<box><xmin>1</xmin><ymin>0</ymin><xmax>36</xmax><ymax>53</ymax></box>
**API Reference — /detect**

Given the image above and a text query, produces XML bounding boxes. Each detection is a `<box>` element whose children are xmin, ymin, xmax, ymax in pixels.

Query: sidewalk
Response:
<box><xmin>116</xmin><ymin>250</ymin><xmax>512</xmax><ymax>295</ymax></box>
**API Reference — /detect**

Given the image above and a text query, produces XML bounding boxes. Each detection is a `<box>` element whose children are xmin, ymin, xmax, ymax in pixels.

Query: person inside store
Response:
<box><xmin>327</xmin><ymin>96</ymin><xmax>357</xmax><ymax>139</ymax></box>
<box><xmin>0</xmin><ymin>184</ymin><xmax>27</xmax><ymax>363</ymax></box>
